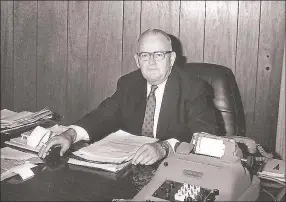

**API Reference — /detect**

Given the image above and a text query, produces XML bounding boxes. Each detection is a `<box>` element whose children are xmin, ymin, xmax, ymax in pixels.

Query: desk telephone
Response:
<box><xmin>131</xmin><ymin>132</ymin><xmax>263</xmax><ymax>202</ymax></box>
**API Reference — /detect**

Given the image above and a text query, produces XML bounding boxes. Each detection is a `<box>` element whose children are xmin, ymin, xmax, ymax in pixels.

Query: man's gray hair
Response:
<box><xmin>136</xmin><ymin>29</ymin><xmax>173</xmax><ymax>51</ymax></box>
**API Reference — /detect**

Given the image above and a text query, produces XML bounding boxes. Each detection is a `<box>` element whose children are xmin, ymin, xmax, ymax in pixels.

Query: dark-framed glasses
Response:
<box><xmin>136</xmin><ymin>51</ymin><xmax>173</xmax><ymax>61</ymax></box>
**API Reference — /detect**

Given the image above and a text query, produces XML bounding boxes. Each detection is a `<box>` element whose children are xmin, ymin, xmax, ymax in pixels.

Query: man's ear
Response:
<box><xmin>134</xmin><ymin>54</ymin><xmax>140</xmax><ymax>69</ymax></box>
<box><xmin>170</xmin><ymin>51</ymin><xmax>176</xmax><ymax>67</ymax></box>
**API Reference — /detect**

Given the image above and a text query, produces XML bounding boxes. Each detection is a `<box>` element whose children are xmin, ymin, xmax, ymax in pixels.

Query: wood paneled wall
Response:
<box><xmin>1</xmin><ymin>1</ymin><xmax>285</xmax><ymax>150</ymax></box>
<box><xmin>276</xmin><ymin>45</ymin><xmax>285</xmax><ymax>160</ymax></box>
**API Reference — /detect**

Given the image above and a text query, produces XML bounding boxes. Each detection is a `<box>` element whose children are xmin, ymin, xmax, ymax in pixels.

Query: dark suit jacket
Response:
<box><xmin>74</xmin><ymin>66</ymin><xmax>219</xmax><ymax>143</ymax></box>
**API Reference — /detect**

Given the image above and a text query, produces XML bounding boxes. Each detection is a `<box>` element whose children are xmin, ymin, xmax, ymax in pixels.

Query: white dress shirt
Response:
<box><xmin>68</xmin><ymin>79</ymin><xmax>179</xmax><ymax>151</ymax></box>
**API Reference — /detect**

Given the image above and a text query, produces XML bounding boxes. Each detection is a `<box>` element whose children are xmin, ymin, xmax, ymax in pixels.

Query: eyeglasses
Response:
<box><xmin>136</xmin><ymin>51</ymin><xmax>173</xmax><ymax>61</ymax></box>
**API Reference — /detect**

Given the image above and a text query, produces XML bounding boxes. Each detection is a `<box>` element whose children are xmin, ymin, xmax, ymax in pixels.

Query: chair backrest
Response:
<box><xmin>182</xmin><ymin>63</ymin><xmax>245</xmax><ymax>137</ymax></box>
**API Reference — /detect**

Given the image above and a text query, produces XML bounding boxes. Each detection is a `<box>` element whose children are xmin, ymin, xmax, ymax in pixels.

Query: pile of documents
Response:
<box><xmin>257</xmin><ymin>158</ymin><xmax>286</xmax><ymax>183</ymax></box>
<box><xmin>1</xmin><ymin>107</ymin><xmax>54</xmax><ymax>134</ymax></box>
<box><xmin>68</xmin><ymin>130</ymin><xmax>157</xmax><ymax>173</ymax></box>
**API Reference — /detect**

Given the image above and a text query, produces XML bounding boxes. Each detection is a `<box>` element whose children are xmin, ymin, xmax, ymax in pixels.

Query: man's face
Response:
<box><xmin>134</xmin><ymin>34</ymin><xmax>176</xmax><ymax>85</ymax></box>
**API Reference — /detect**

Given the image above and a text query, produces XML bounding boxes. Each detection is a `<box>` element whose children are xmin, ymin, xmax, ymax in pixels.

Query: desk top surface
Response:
<box><xmin>2</xmin><ymin>157</ymin><xmax>284</xmax><ymax>201</ymax></box>
<box><xmin>0</xmin><ymin>127</ymin><xmax>156</xmax><ymax>201</ymax></box>
<box><xmin>1</xmin><ymin>159</ymin><xmax>141</xmax><ymax>201</ymax></box>
<box><xmin>1</xmin><ymin>132</ymin><xmax>284</xmax><ymax>201</ymax></box>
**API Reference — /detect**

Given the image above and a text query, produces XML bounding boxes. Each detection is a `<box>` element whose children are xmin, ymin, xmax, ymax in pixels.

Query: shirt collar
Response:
<box><xmin>147</xmin><ymin>79</ymin><xmax>168</xmax><ymax>94</ymax></box>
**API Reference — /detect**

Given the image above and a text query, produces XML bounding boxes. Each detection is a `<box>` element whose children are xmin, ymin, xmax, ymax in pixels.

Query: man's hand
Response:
<box><xmin>38</xmin><ymin>128</ymin><xmax>77</xmax><ymax>158</ymax></box>
<box><xmin>131</xmin><ymin>141</ymin><xmax>168</xmax><ymax>165</ymax></box>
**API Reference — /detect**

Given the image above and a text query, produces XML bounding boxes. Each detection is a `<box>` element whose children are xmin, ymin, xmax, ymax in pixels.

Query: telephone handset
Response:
<box><xmin>230</xmin><ymin>136</ymin><xmax>257</xmax><ymax>154</ymax></box>
<box><xmin>229</xmin><ymin>136</ymin><xmax>273</xmax><ymax>161</ymax></box>
<box><xmin>185</xmin><ymin>132</ymin><xmax>273</xmax><ymax>174</ymax></box>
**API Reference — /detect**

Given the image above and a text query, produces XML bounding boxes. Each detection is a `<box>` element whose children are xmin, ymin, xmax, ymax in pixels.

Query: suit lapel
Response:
<box><xmin>128</xmin><ymin>73</ymin><xmax>147</xmax><ymax>135</ymax></box>
<box><xmin>157</xmin><ymin>68</ymin><xmax>180</xmax><ymax>139</ymax></box>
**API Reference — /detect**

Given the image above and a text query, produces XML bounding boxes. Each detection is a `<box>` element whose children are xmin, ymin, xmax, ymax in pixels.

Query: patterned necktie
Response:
<box><xmin>142</xmin><ymin>85</ymin><xmax>158</xmax><ymax>137</ymax></box>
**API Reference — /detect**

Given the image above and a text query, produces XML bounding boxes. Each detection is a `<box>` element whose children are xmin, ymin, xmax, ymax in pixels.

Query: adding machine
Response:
<box><xmin>132</xmin><ymin>132</ymin><xmax>261</xmax><ymax>201</ymax></box>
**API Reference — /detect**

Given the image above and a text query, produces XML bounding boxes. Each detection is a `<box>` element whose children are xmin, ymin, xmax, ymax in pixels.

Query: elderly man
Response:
<box><xmin>39</xmin><ymin>29</ymin><xmax>218</xmax><ymax>165</ymax></box>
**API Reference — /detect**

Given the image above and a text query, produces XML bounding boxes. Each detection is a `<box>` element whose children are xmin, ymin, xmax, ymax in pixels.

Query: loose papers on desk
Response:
<box><xmin>1</xmin><ymin>107</ymin><xmax>54</xmax><ymax>134</ymax></box>
<box><xmin>1</xmin><ymin>146</ymin><xmax>38</xmax><ymax>160</ymax></box>
<box><xmin>1</xmin><ymin>147</ymin><xmax>39</xmax><ymax>181</ymax></box>
<box><xmin>68</xmin><ymin>130</ymin><xmax>157</xmax><ymax>172</ymax></box>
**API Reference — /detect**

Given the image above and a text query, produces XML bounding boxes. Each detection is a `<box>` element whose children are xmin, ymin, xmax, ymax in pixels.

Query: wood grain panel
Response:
<box><xmin>87</xmin><ymin>1</ymin><xmax>123</xmax><ymax>111</ymax></box>
<box><xmin>122</xmin><ymin>1</ymin><xmax>141</xmax><ymax>76</ymax></box>
<box><xmin>66</xmin><ymin>1</ymin><xmax>88</xmax><ymax>124</ymax></box>
<box><xmin>1</xmin><ymin>1</ymin><xmax>14</xmax><ymax>110</ymax></box>
<box><xmin>235</xmin><ymin>1</ymin><xmax>260</xmax><ymax>138</ymax></box>
<box><xmin>204</xmin><ymin>1</ymin><xmax>238</xmax><ymax>71</ymax></box>
<box><xmin>276</xmin><ymin>45</ymin><xmax>285</xmax><ymax>160</ymax></box>
<box><xmin>179</xmin><ymin>1</ymin><xmax>205</xmax><ymax>62</ymax></box>
<box><xmin>254</xmin><ymin>1</ymin><xmax>285</xmax><ymax>150</ymax></box>
<box><xmin>141</xmin><ymin>1</ymin><xmax>180</xmax><ymax>37</ymax></box>
<box><xmin>13</xmin><ymin>1</ymin><xmax>37</xmax><ymax>111</ymax></box>
<box><xmin>37</xmin><ymin>1</ymin><xmax>68</xmax><ymax>122</ymax></box>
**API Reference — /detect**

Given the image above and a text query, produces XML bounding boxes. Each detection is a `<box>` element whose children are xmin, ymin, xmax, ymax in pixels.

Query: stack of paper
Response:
<box><xmin>258</xmin><ymin>159</ymin><xmax>286</xmax><ymax>183</ymax></box>
<box><xmin>68</xmin><ymin>163</ymin><xmax>131</xmax><ymax>180</ymax></box>
<box><xmin>1</xmin><ymin>107</ymin><xmax>54</xmax><ymax>134</ymax></box>
<box><xmin>68</xmin><ymin>158</ymin><xmax>131</xmax><ymax>173</ymax></box>
<box><xmin>68</xmin><ymin>130</ymin><xmax>157</xmax><ymax>172</ymax></box>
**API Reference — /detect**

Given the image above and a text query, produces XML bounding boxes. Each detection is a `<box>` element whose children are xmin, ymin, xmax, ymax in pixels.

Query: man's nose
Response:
<box><xmin>148</xmin><ymin>54</ymin><xmax>156</xmax><ymax>65</ymax></box>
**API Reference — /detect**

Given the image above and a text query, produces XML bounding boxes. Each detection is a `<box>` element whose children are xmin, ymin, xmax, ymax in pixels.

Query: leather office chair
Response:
<box><xmin>182</xmin><ymin>63</ymin><xmax>245</xmax><ymax>137</ymax></box>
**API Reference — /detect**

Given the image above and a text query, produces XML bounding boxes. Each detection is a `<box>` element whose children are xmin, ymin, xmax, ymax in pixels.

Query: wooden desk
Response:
<box><xmin>2</xmin><ymin>123</ymin><xmax>284</xmax><ymax>201</ymax></box>
<box><xmin>1</xmin><ymin>136</ymin><xmax>284</xmax><ymax>201</ymax></box>
<box><xmin>1</xmin><ymin>160</ymin><xmax>139</xmax><ymax>201</ymax></box>
<box><xmin>1</xmin><ymin>156</ymin><xmax>285</xmax><ymax>201</ymax></box>
<box><xmin>259</xmin><ymin>179</ymin><xmax>286</xmax><ymax>202</ymax></box>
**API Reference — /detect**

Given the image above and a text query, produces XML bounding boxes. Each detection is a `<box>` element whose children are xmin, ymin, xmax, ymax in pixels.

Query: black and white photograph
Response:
<box><xmin>1</xmin><ymin>1</ymin><xmax>285</xmax><ymax>201</ymax></box>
